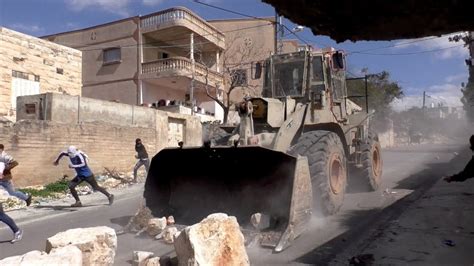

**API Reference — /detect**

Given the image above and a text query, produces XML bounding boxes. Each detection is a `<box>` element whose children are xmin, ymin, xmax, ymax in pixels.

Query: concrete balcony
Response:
<box><xmin>141</xmin><ymin>57</ymin><xmax>223</xmax><ymax>88</ymax></box>
<box><xmin>140</xmin><ymin>7</ymin><xmax>225</xmax><ymax>50</ymax></box>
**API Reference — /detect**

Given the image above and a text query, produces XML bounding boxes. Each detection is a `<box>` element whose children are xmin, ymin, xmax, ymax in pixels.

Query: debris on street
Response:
<box><xmin>443</xmin><ymin>239</ymin><xmax>456</xmax><ymax>247</ymax></box>
<box><xmin>132</xmin><ymin>251</ymin><xmax>159</xmax><ymax>266</ymax></box>
<box><xmin>147</xmin><ymin>217</ymin><xmax>168</xmax><ymax>237</ymax></box>
<box><xmin>349</xmin><ymin>254</ymin><xmax>375</xmax><ymax>265</ymax></box>
<box><xmin>162</xmin><ymin>226</ymin><xmax>179</xmax><ymax>244</ymax></box>
<box><xmin>0</xmin><ymin>246</ymin><xmax>83</xmax><ymax>265</ymax></box>
<box><xmin>174</xmin><ymin>213</ymin><xmax>249</xmax><ymax>266</ymax></box>
<box><xmin>46</xmin><ymin>226</ymin><xmax>117</xmax><ymax>266</ymax></box>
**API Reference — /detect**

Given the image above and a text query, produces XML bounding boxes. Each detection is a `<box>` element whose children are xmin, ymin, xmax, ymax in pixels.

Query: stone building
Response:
<box><xmin>0</xmin><ymin>27</ymin><xmax>82</xmax><ymax>118</ymax></box>
<box><xmin>209</xmin><ymin>17</ymin><xmax>277</xmax><ymax>102</ymax></box>
<box><xmin>43</xmin><ymin>7</ymin><xmax>225</xmax><ymax>121</ymax></box>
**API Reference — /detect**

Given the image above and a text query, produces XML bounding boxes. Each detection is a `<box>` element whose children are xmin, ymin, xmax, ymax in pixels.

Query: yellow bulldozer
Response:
<box><xmin>144</xmin><ymin>48</ymin><xmax>383</xmax><ymax>252</ymax></box>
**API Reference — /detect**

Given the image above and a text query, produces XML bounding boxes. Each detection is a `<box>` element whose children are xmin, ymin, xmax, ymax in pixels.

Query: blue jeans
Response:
<box><xmin>0</xmin><ymin>203</ymin><xmax>19</xmax><ymax>233</ymax></box>
<box><xmin>133</xmin><ymin>158</ymin><xmax>150</xmax><ymax>180</ymax></box>
<box><xmin>0</xmin><ymin>180</ymin><xmax>28</xmax><ymax>201</ymax></box>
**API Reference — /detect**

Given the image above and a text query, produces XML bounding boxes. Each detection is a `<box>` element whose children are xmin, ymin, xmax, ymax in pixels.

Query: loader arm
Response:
<box><xmin>272</xmin><ymin>103</ymin><xmax>308</xmax><ymax>152</ymax></box>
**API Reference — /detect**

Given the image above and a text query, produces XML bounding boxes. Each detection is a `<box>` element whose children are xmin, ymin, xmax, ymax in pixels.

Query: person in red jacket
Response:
<box><xmin>444</xmin><ymin>135</ymin><xmax>474</xmax><ymax>182</ymax></box>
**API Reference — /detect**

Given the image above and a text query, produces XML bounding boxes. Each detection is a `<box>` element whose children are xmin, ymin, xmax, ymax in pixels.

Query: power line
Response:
<box><xmin>348</xmin><ymin>31</ymin><xmax>466</xmax><ymax>54</ymax></box>
<box><xmin>348</xmin><ymin>36</ymin><xmax>441</xmax><ymax>54</ymax></box>
<box><xmin>192</xmin><ymin>0</ymin><xmax>274</xmax><ymax>23</ymax></box>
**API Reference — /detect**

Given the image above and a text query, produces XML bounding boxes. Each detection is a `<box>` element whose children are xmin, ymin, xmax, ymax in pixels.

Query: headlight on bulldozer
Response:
<box><xmin>251</xmin><ymin>98</ymin><xmax>284</xmax><ymax>127</ymax></box>
<box><xmin>252</xmin><ymin>98</ymin><xmax>267</xmax><ymax>119</ymax></box>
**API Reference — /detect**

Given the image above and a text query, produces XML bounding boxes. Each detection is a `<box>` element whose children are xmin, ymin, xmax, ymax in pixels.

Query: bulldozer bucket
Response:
<box><xmin>144</xmin><ymin>146</ymin><xmax>312</xmax><ymax>252</ymax></box>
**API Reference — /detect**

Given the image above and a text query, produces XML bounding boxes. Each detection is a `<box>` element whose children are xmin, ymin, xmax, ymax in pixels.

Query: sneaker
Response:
<box><xmin>26</xmin><ymin>195</ymin><xmax>32</xmax><ymax>207</ymax></box>
<box><xmin>11</xmin><ymin>229</ymin><xmax>23</xmax><ymax>243</ymax></box>
<box><xmin>108</xmin><ymin>194</ymin><xmax>114</xmax><ymax>205</ymax></box>
<box><xmin>70</xmin><ymin>201</ymin><xmax>82</xmax><ymax>207</ymax></box>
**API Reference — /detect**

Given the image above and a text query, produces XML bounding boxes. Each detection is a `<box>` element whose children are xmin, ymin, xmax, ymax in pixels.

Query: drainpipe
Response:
<box><xmin>216</xmin><ymin>51</ymin><xmax>220</xmax><ymax>73</ymax></box>
<box><xmin>137</xmin><ymin>17</ymin><xmax>143</xmax><ymax>105</ymax></box>
<box><xmin>190</xmin><ymin>32</ymin><xmax>195</xmax><ymax>115</ymax></box>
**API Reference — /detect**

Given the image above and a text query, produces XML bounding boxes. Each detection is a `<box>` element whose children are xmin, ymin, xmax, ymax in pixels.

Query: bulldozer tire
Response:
<box><xmin>360</xmin><ymin>133</ymin><xmax>383</xmax><ymax>191</ymax></box>
<box><xmin>289</xmin><ymin>130</ymin><xmax>347</xmax><ymax>216</ymax></box>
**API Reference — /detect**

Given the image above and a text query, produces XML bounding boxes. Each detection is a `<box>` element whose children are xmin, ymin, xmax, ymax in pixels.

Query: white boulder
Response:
<box><xmin>133</xmin><ymin>251</ymin><xmax>155</xmax><ymax>266</ymax></box>
<box><xmin>163</xmin><ymin>226</ymin><xmax>179</xmax><ymax>244</ymax></box>
<box><xmin>147</xmin><ymin>217</ymin><xmax>167</xmax><ymax>236</ymax></box>
<box><xmin>174</xmin><ymin>213</ymin><xmax>249</xmax><ymax>266</ymax></box>
<box><xmin>46</xmin><ymin>226</ymin><xmax>117</xmax><ymax>266</ymax></box>
<box><xmin>0</xmin><ymin>246</ymin><xmax>82</xmax><ymax>265</ymax></box>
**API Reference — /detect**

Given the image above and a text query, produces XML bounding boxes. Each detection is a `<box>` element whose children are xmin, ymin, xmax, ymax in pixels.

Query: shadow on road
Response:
<box><xmin>110</xmin><ymin>215</ymin><xmax>132</xmax><ymax>227</ymax></box>
<box><xmin>33</xmin><ymin>204</ymin><xmax>104</xmax><ymax>211</ymax></box>
<box><xmin>294</xmin><ymin>147</ymin><xmax>470</xmax><ymax>265</ymax></box>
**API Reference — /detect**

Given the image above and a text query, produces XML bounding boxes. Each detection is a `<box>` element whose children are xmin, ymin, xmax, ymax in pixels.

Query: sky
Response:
<box><xmin>0</xmin><ymin>0</ymin><xmax>470</xmax><ymax>111</ymax></box>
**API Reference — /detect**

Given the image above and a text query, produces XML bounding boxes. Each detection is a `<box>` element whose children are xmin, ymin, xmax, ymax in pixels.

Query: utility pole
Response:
<box><xmin>422</xmin><ymin>91</ymin><xmax>426</xmax><ymax>109</ymax></box>
<box><xmin>274</xmin><ymin>11</ymin><xmax>278</xmax><ymax>54</ymax></box>
<box><xmin>278</xmin><ymin>16</ymin><xmax>284</xmax><ymax>54</ymax></box>
<box><xmin>190</xmin><ymin>33</ymin><xmax>195</xmax><ymax>115</ymax></box>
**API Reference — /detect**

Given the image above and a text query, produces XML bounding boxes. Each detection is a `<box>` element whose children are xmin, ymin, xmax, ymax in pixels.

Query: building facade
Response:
<box><xmin>0</xmin><ymin>27</ymin><xmax>82</xmax><ymax>117</ymax></box>
<box><xmin>209</xmin><ymin>17</ymin><xmax>277</xmax><ymax>102</ymax></box>
<box><xmin>43</xmin><ymin>7</ymin><xmax>225</xmax><ymax>120</ymax></box>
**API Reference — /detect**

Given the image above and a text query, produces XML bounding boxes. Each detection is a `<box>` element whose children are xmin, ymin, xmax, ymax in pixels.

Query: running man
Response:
<box><xmin>0</xmin><ymin>144</ymin><xmax>32</xmax><ymax>206</ymax></box>
<box><xmin>0</xmin><ymin>202</ymin><xmax>22</xmax><ymax>243</ymax></box>
<box><xmin>0</xmin><ymin>161</ymin><xmax>22</xmax><ymax>243</ymax></box>
<box><xmin>133</xmin><ymin>138</ymin><xmax>149</xmax><ymax>183</ymax></box>
<box><xmin>53</xmin><ymin>146</ymin><xmax>114</xmax><ymax>207</ymax></box>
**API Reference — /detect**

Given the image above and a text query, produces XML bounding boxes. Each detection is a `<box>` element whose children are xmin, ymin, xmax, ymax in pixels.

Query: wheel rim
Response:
<box><xmin>372</xmin><ymin>146</ymin><xmax>382</xmax><ymax>178</ymax></box>
<box><xmin>329</xmin><ymin>153</ymin><xmax>344</xmax><ymax>194</ymax></box>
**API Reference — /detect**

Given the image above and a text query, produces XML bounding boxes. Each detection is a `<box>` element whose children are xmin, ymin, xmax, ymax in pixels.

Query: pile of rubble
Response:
<box><xmin>123</xmin><ymin>201</ymin><xmax>250</xmax><ymax>265</ymax></box>
<box><xmin>0</xmin><ymin>212</ymin><xmax>250</xmax><ymax>266</ymax></box>
<box><xmin>0</xmin><ymin>189</ymin><xmax>26</xmax><ymax>211</ymax></box>
<box><xmin>0</xmin><ymin>226</ymin><xmax>117</xmax><ymax>265</ymax></box>
<box><xmin>130</xmin><ymin>212</ymin><xmax>250</xmax><ymax>266</ymax></box>
<box><xmin>118</xmin><ymin>200</ymin><xmax>179</xmax><ymax>244</ymax></box>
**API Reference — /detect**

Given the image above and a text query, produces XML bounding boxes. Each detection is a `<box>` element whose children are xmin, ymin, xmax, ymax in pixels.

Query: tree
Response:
<box><xmin>199</xmin><ymin>32</ymin><xmax>262</xmax><ymax>124</ymax></box>
<box><xmin>346</xmin><ymin>69</ymin><xmax>404</xmax><ymax>131</ymax></box>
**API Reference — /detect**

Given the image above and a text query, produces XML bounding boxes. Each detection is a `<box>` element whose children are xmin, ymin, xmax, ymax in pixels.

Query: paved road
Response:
<box><xmin>0</xmin><ymin>143</ymin><xmax>464</xmax><ymax>265</ymax></box>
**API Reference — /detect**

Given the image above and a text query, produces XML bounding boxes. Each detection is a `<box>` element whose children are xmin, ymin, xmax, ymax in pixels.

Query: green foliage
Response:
<box><xmin>19</xmin><ymin>180</ymin><xmax>69</xmax><ymax>198</ymax></box>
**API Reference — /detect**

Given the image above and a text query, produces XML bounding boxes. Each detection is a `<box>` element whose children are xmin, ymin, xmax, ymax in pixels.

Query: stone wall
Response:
<box><xmin>0</xmin><ymin>27</ymin><xmax>82</xmax><ymax>117</ymax></box>
<box><xmin>4</xmin><ymin>93</ymin><xmax>203</xmax><ymax>187</ymax></box>
<box><xmin>0</xmin><ymin>113</ymin><xmax>201</xmax><ymax>187</ymax></box>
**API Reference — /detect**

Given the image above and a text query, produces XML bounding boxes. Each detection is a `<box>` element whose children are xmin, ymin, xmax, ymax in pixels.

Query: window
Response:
<box><xmin>231</xmin><ymin>69</ymin><xmax>248</xmax><ymax>87</ymax></box>
<box><xmin>56</xmin><ymin>68</ymin><xmax>64</xmax><ymax>75</ymax></box>
<box><xmin>103</xmin><ymin>48</ymin><xmax>121</xmax><ymax>64</ymax></box>
<box><xmin>34</xmin><ymin>75</ymin><xmax>40</xmax><ymax>82</ymax></box>
<box><xmin>273</xmin><ymin>60</ymin><xmax>305</xmax><ymax>97</ymax></box>
<box><xmin>12</xmin><ymin>70</ymin><xmax>29</xmax><ymax>80</ymax></box>
<box><xmin>25</xmin><ymin>104</ymin><xmax>36</xmax><ymax>114</ymax></box>
<box><xmin>311</xmin><ymin>56</ymin><xmax>324</xmax><ymax>81</ymax></box>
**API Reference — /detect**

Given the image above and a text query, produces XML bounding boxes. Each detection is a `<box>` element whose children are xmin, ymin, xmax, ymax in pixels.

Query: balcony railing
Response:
<box><xmin>142</xmin><ymin>57</ymin><xmax>223</xmax><ymax>85</ymax></box>
<box><xmin>140</xmin><ymin>7</ymin><xmax>225</xmax><ymax>46</ymax></box>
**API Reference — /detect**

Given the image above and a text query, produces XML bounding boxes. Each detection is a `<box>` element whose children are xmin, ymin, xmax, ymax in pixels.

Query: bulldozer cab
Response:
<box><xmin>262</xmin><ymin>50</ymin><xmax>348</xmax><ymax>113</ymax></box>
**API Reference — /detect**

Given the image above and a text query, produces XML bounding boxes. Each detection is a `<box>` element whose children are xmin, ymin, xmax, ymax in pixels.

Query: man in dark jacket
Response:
<box><xmin>133</xmin><ymin>138</ymin><xmax>149</xmax><ymax>183</ymax></box>
<box><xmin>444</xmin><ymin>135</ymin><xmax>474</xmax><ymax>182</ymax></box>
<box><xmin>54</xmin><ymin>146</ymin><xmax>114</xmax><ymax>207</ymax></box>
